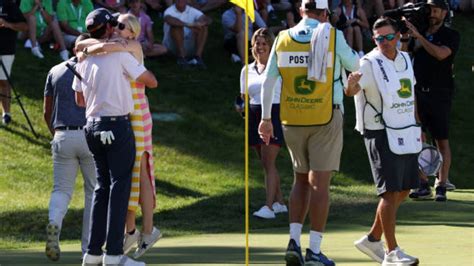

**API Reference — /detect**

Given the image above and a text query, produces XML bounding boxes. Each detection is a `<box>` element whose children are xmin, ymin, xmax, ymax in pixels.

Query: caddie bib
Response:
<box><xmin>366</xmin><ymin>52</ymin><xmax>422</xmax><ymax>155</ymax></box>
<box><xmin>275</xmin><ymin>29</ymin><xmax>336</xmax><ymax>126</ymax></box>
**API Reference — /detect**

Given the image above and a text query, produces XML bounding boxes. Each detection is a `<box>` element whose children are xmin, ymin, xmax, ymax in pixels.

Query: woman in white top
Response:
<box><xmin>238</xmin><ymin>28</ymin><xmax>287</xmax><ymax>219</ymax></box>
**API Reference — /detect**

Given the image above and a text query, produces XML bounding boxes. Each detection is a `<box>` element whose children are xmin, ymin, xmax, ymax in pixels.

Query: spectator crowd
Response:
<box><xmin>2</xmin><ymin>0</ymin><xmax>471</xmax><ymax>64</ymax></box>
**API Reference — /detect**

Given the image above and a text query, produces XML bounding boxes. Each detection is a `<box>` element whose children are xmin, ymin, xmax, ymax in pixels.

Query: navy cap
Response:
<box><xmin>427</xmin><ymin>0</ymin><xmax>449</xmax><ymax>10</ymax></box>
<box><xmin>85</xmin><ymin>8</ymin><xmax>118</xmax><ymax>33</ymax></box>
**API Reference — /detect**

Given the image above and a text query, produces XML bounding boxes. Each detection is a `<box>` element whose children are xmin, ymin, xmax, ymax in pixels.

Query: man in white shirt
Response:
<box><xmin>163</xmin><ymin>0</ymin><xmax>212</xmax><ymax>69</ymax></box>
<box><xmin>74</xmin><ymin>8</ymin><xmax>157</xmax><ymax>266</ymax></box>
<box><xmin>221</xmin><ymin>5</ymin><xmax>266</xmax><ymax>64</ymax></box>
<box><xmin>347</xmin><ymin>17</ymin><xmax>420</xmax><ymax>266</ymax></box>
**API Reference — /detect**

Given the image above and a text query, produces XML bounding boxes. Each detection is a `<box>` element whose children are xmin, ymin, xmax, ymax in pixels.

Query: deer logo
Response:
<box><xmin>397</xmin><ymin>79</ymin><xmax>412</xmax><ymax>98</ymax></box>
<box><xmin>294</xmin><ymin>76</ymin><xmax>315</xmax><ymax>95</ymax></box>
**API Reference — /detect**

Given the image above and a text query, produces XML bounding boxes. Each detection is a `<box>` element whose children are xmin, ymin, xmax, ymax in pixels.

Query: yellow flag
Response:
<box><xmin>230</xmin><ymin>0</ymin><xmax>255</xmax><ymax>22</ymax></box>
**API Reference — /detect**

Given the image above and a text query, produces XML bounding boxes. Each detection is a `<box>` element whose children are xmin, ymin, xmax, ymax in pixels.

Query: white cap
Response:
<box><xmin>301</xmin><ymin>0</ymin><xmax>328</xmax><ymax>10</ymax></box>
<box><xmin>418</xmin><ymin>144</ymin><xmax>443</xmax><ymax>176</ymax></box>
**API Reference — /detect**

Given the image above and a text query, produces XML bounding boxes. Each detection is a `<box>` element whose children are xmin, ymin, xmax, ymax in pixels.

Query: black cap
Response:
<box><xmin>85</xmin><ymin>8</ymin><xmax>118</xmax><ymax>33</ymax></box>
<box><xmin>426</xmin><ymin>0</ymin><xmax>448</xmax><ymax>10</ymax></box>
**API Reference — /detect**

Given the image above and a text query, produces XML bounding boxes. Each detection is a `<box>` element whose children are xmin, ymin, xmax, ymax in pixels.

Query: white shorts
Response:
<box><xmin>163</xmin><ymin>28</ymin><xmax>196</xmax><ymax>57</ymax></box>
<box><xmin>0</xmin><ymin>55</ymin><xmax>15</xmax><ymax>80</ymax></box>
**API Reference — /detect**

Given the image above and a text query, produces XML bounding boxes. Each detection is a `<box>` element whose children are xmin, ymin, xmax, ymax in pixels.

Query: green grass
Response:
<box><xmin>0</xmin><ymin>191</ymin><xmax>472</xmax><ymax>264</ymax></box>
<box><xmin>0</xmin><ymin>7</ymin><xmax>473</xmax><ymax>262</ymax></box>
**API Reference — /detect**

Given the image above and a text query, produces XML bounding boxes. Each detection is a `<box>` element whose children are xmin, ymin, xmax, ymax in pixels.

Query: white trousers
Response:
<box><xmin>49</xmin><ymin>129</ymin><xmax>96</xmax><ymax>255</ymax></box>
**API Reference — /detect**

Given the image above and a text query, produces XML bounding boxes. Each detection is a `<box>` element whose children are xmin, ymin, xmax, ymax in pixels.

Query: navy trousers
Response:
<box><xmin>84</xmin><ymin>118</ymin><xmax>135</xmax><ymax>256</ymax></box>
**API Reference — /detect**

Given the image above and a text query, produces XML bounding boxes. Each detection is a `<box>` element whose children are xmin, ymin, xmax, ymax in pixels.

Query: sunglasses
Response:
<box><xmin>374</xmin><ymin>33</ymin><xmax>396</xmax><ymax>43</ymax></box>
<box><xmin>117</xmin><ymin>22</ymin><xmax>127</xmax><ymax>31</ymax></box>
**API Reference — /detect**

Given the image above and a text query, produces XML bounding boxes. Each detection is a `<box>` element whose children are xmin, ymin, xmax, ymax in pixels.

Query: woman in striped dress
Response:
<box><xmin>78</xmin><ymin>14</ymin><xmax>161</xmax><ymax>258</ymax></box>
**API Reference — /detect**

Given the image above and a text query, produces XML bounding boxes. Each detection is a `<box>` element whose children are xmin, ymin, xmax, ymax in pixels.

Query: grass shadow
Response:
<box><xmin>155</xmin><ymin>179</ymin><xmax>207</xmax><ymax>199</ymax></box>
<box><xmin>1</xmin><ymin>122</ymin><xmax>50</xmax><ymax>149</ymax></box>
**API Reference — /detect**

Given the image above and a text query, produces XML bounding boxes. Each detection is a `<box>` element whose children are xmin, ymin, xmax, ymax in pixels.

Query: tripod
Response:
<box><xmin>0</xmin><ymin>58</ymin><xmax>39</xmax><ymax>138</ymax></box>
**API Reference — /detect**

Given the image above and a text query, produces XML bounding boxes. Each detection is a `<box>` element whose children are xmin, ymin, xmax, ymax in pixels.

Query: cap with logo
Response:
<box><xmin>418</xmin><ymin>143</ymin><xmax>443</xmax><ymax>176</ymax></box>
<box><xmin>426</xmin><ymin>0</ymin><xmax>449</xmax><ymax>10</ymax></box>
<box><xmin>301</xmin><ymin>0</ymin><xmax>328</xmax><ymax>10</ymax></box>
<box><xmin>85</xmin><ymin>8</ymin><xmax>119</xmax><ymax>33</ymax></box>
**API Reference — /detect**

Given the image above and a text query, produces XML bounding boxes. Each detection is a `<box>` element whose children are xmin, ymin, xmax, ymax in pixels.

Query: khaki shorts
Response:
<box><xmin>283</xmin><ymin>109</ymin><xmax>343</xmax><ymax>173</ymax></box>
<box><xmin>0</xmin><ymin>55</ymin><xmax>14</xmax><ymax>80</ymax></box>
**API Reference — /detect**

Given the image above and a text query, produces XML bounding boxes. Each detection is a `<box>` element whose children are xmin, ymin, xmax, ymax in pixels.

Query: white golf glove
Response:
<box><xmin>100</xmin><ymin>131</ymin><xmax>115</xmax><ymax>145</ymax></box>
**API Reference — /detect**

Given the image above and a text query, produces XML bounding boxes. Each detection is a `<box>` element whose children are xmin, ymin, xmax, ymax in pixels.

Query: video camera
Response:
<box><xmin>384</xmin><ymin>2</ymin><xmax>431</xmax><ymax>34</ymax></box>
<box><xmin>0</xmin><ymin>0</ymin><xmax>6</xmax><ymax>17</ymax></box>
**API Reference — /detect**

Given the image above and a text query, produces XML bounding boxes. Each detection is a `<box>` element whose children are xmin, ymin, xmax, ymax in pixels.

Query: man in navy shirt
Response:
<box><xmin>43</xmin><ymin>33</ymin><xmax>96</xmax><ymax>261</ymax></box>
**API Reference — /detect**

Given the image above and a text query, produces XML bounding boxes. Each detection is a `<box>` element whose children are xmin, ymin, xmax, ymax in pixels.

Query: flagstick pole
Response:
<box><xmin>244</xmin><ymin>0</ymin><xmax>250</xmax><ymax>265</ymax></box>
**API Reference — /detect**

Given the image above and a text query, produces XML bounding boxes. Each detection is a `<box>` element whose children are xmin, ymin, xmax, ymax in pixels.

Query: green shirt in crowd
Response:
<box><xmin>56</xmin><ymin>0</ymin><xmax>94</xmax><ymax>32</ymax></box>
<box><xmin>20</xmin><ymin>0</ymin><xmax>54</xmax><ymax>36</ymax></box>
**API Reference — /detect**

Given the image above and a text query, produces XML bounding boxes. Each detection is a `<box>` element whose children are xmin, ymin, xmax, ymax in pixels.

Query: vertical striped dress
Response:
<box><xmin>128</xmin><ymin>80</ymin><xmax>156</xmax><ymax>211</ymax></box>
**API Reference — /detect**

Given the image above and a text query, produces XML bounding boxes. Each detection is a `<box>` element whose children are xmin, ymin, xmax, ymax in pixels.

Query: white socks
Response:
<box><xmin>290</xmin><ymin>224</ymin><xmax>324</xmax><ymax>253</ymax></box>
<box><xmin>289</xmin><ymin>223</ymin><xmax>303</xmax><ymax>246</ymax></box>
<box><xmin>309</xmin><ymin>230</ymin><xmax>323</xmax><ymax>254</ymax></box>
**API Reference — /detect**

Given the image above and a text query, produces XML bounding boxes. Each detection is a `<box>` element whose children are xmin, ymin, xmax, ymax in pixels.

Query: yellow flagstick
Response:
<box><xmin>229</xmin><ymin>0</ymin><xmax>254</xmax><ymax>263</ymax></box>
<box><xmin>244</xmin><ymin>0</ymin><xmax>250</xmax><ymax>264</ymax></box>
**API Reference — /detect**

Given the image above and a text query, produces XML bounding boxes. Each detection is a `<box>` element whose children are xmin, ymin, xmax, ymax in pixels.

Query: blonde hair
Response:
<box><xmin>251</xmin><ymin>28</ymin><xmax>275</xmax><ymax>59</ymax></box>
<box><xmin>120</xmin><ymin>13</ymin><xmax>141</xmax><ymax>40</ymax></box>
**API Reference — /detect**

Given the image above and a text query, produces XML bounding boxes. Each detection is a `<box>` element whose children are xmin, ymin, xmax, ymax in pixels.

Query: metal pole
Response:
<box><xmin>0</xmin><ymin>58</ymin><xmax>39</xmax><ymax>138</ymax></box>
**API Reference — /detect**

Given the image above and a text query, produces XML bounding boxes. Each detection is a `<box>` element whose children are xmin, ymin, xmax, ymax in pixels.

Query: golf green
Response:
<box><xmin>0</xmin><ymin>191</ymin><xmax>472</xmax><ymax>265</ymax></box>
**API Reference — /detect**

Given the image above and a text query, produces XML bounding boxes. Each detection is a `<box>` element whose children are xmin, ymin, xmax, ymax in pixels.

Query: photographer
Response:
<box><xmin>0</xmin><ymin>0</ymin><xmax>28</xmax><ymax>125</ymax></box>
<box><xmin>403</xmin><ymin>0</ymin><xmax>460</xmax><ymax>201</ymax></box>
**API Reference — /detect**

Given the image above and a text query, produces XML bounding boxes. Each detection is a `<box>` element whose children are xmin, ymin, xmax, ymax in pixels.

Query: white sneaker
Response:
<box><xmin>187</xmin><ymin>58</ymin><xmax>198</xmax><ymax>65</ymax></box>
<box><xmin>103</xmin><ymin>254</ymin><xmax>145</xmax><ymax>266</ymax></box>
<box><xmin>253</xmin><ymin>205</ymin><xmax>275</xmax><ymax>219</ymax></box>
<box><xmin>354</xmin><ymin>235</ymin><xmax>385</xmax><ymax>263</ymax></box>
<box><xmin>231</xmin><ymin>53</ymin><xmax>241</xmax><ymax>63</ymax></box>
<box><xmin>82</xmin><ymin>253</ymin><xmax>103</xmax><ymax>266</ymax></box>
<box><xmin>382</xmin><ymin>247</ymin><xmax>419</xmax><ymax>266</ymax></box>
<box><xmin>435</xmin><ymin>178</ymin><xmax>456</xmax><ymax>191</ymax></box>
<box><xmin>45</xmin><ymin>223</ymin><xmax>61</xmax><ymax>261</ymax></box>
<box><xmin>124</xmin><ymin>229</ymin><xmax>140</xmax><ymax>254</ymax></box>
<box><xmin>133</xmin><ymin>227</ymin><xmax>162</xmax><ymax>259</ymax></box>
<box><xmin>59</xmin><ymin>49</ymin><xmax>70</xmax><ymax>61</ymax></box>
<box><xmin>24</xmin><ymin>39</ymin><xmax>32</xmax><ymax>48</ymax></box>
<box><xmin>31</xmin><ymin>46</ymin><xmax>44</xmax><ymax>59</ymax></box>
<box><xmin>272</xmin><ymin>202</ymin><xmax>288</xmax><ymax>214</ymax></box>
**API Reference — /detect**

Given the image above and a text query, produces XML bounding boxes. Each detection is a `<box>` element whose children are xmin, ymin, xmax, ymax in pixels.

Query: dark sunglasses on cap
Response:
<box><xmin>374</xmin><ymin>33</ymin><xmax>396</xmax><ymax>43</ymax></box>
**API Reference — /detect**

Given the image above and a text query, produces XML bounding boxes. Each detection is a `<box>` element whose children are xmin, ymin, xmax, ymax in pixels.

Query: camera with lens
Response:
<box><xmin>384</xmin><ymin>2</ymin><xmax>431</xmax><ymax>34</ymax></box>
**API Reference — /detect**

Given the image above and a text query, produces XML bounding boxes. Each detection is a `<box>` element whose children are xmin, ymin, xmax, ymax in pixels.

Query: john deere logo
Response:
<box><xmin>294</xmin><ymin>76</ymin><xmax>315</xmax><ymax>95</ymax></box>
<box><xmin>397</xmin><ymin>79</ymin><xmax>412</xmax><ymax>98</ymax></box>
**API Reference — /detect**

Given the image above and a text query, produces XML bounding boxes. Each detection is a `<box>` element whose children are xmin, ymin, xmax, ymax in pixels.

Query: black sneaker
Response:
<box><xmin>435</xmin><ymin>186</ymin><xmax>447</xmax><ymax>202</ymax></box>
<box><xmin>304</xmin><ymin>248</ymin><xmax>335</xmax><ymax>266</ymax></box>
<box><xmin>177</xmin><ymin>57</ymin><xmax>190</xmax><ymax>69</ymax></box>
<box><xmin>409</xmin><ymin>183</ymin><xmax>432</xmax><ymax>200</ymax></box>
<box><xmin>2</xmin><ymin>113</ymin><xmax>11</xmax><ymax>125</ymax></box>
<box><xmin>285</xmin><ymin>239</ymin><xmax>304</xmax><ymax>266</ymax></box>
<box><xmin>194</xmin><ymin>56</ymin><xmax>207</xmax><ymax>70</ymax></box>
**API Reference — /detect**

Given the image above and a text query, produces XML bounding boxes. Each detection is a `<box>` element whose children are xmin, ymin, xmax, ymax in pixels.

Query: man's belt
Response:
<box><xmin>87</xmin><ymin>115</ymin><xmax>129</xmax><ymax>122</ymax></box>
<box><xmin>55</xmin><ymin>126</ymin><xmax>83</xmax><ymax>130</ymax></box>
